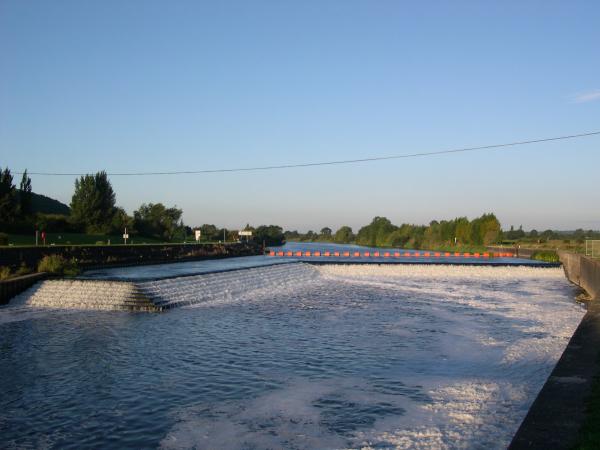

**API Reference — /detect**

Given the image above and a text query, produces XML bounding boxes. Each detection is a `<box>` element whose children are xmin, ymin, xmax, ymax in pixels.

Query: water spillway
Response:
<box><xmin>0</xmin><ymin>256</ymin><xmax>585</xmax><ymax>449</ymax></box>
<box><xmin>11</xmin><ymin>262</ymin><xmax>320</xmax><ymax>311</ymax></box>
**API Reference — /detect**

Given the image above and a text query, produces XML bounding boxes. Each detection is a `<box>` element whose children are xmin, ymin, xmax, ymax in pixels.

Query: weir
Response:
<box><xmin>9</xmin><ymin>263</ymin><xmax>320</xmax><ymax>311</ymax></box>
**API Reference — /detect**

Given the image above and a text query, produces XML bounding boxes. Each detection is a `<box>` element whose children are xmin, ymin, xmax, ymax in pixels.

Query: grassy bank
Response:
<box><xmin>1</xmin><ymin>232</ymin><xmax>240</xmax><ymax>247</ymax></box>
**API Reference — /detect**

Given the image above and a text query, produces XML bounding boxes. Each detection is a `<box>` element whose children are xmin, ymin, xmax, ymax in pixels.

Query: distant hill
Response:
<box><xmin>29</xmin><ymin>192</ymin><xmax>70</xmax><ymax>215</ymax></box>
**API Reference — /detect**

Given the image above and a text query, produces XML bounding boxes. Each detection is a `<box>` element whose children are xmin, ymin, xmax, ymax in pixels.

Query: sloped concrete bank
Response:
<box><xmin>510</xmin><ymin>253</ymin><xmax>600</xmax><ymax>449</ymax></box>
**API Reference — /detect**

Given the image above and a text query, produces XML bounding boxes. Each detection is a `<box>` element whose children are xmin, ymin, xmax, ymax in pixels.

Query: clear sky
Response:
<box><xmin>1</xmin><ymin>0</ymin><xmax>599</xmax><ymax>232</ymax></box>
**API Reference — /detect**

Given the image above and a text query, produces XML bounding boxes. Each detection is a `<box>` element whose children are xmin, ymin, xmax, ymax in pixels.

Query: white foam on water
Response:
<box><xmin>0</xmin><ymin>263</ymin><xmax>586</xmax><ymax>448</ymax></box>
<box><xmin>157</xmin><ymin>264</ymin><xmax>584</xmax><ymax>449</ymax></box>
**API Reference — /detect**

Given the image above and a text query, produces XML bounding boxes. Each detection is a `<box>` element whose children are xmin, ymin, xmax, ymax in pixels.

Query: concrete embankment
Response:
<box><xmin>510</xmin><ymin>253</ymin><xmax>600</xmax><ymax>449</ymax></box>
<box><xmin>0</xmin><ymin>272</ymin><xmax>48</xmax><ymax>305</ymax></box>
<box><xmin>0</xmin><ymin>242</ymin><xmax>261</xmax><ymax>272</ymax></box>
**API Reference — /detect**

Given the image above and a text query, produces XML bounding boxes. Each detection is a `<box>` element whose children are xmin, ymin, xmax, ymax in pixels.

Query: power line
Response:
<box><xmin>15</xmin><ymin>130</ymin><xmax>600</xmax><ymax>176</ymax></box>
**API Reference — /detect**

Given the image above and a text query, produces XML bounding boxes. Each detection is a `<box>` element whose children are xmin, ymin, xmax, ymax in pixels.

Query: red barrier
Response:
<box><xmin>414</xmin><ymin>252</ymin><xmax>420</xmax><ymax>257</ymax></box>
<box><xmin>474</xmin><ymin>253</ymin><xmax>480</xmax><ymax>258</ymax></box>
<box><xmin>286</xmin><ymin>251</ymin><xmax>293</xmax><ymax>256</ymax></box>
<box><xmin>374</xmin><ymin>252</ymin><xmax>380</xmax><ymax>257</ymax></box>
<box><xmin>354</xmin><ymin>252</ymin><xmax>360</xmax><ymax>257</ymax></box>
<box><xmin>344</xmin><ymin>252</ymin><xmax>350</xmax><ymax>257</ymax></box>
<box><xmin>277</xmin><ymin>251</ymin><xmax>284</xmax><ymax>256</ymax></box>
<box><xmin>295</xmin><ymin>251</ymin><xmax>302</xmax><ymax>257</ymax></box>
<box><xmin>454</xmin><ymin>252</ymin><xmax>461</xmax><ymax>257</ymax></box>
<box><xmin>464</xmin><ymin>252</ymin><xmax>471</xmax><ymax>257</ymax></box>
<box><xmin>434</xmin><ymin>252</ymin><xmax>441</xmax><ymax>257</ymax></box>
<box><xmin>364</xmin><ymin>252</ymin><xmax>370</xmax><ymax>257</ymax></box>
<box><xmin>404</xmin><ymin>252</ymin><xmax>411</xmax><ymax>257</ymax></box>
<box><xmin>424</xmin><ymin>252</ymin><xmax>430</xmax><ymax>257</ymax></box>
<box><xmin>483</xmin><ymin>253</ymin><xmax>489</xmax><ymax>258</ymax></box>
<box><xmin>305</xmin><ymin>251</ymin><xmax>311</xmax><ymax>257</ymax></box>
<box><xmin>445</xmin><ymin>252</ymin><xmax>451</xmax><ymax>257</ymax></box>
<box><xmin>334</xmin><ymin>252</ymin><xmax>340</xmax><ymax>257</ymax></box>
<box><xmin>324</xmin><ymin>252</ymin><xmax>331</xmax><ymax>257</ymax></box>
<box><xmin>314</xmin><ymin>251</ymin><xmax>321</xmax><ymax>257</ymax></box>
<box><xmin>384</xmin><ymin>252</ymin><xmax>390</xmax><ymax>257</ymax></box>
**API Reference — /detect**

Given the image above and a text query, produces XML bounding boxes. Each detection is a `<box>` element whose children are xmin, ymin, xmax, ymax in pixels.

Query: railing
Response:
<box><xmin>585</xmin><ymin>240</ymin><xmax>600</xmax><ymax>259</ymax></box>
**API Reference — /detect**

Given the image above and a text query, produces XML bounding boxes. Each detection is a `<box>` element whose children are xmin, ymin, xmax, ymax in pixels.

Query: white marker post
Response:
<box><xmin>123</xmin><ymin>227</ymin><xmax>129</xmax><ymax>245</ymax></box>
<box><xmin>195</xmin><ymin>229</ymin><xmax>201</xmax><ymax>242</ymax></box>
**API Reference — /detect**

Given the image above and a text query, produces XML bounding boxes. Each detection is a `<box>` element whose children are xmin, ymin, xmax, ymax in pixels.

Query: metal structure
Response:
<box><xmin>585</xmin><ymin>240</ymin><xmax>600</xmax><ymax>259</ymax></box>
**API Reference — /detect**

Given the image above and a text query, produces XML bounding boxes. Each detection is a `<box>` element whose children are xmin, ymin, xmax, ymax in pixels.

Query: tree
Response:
<box><xmin>134</xmin><ymin>203</ymin><xmax>183</xmax><ymax>241</ymax></box>
<box><xmin>0</xmin><ymin>167</ymin><xmax>17</xmax><ymax>223</ymax></box>
<box><xmin>254</xmin><ymin>225</ymin><xmax>285</xmax><ymax>246</ymax></box>
<box><xmin>320</xmin><ymin>227</ymin><xmax>332</xmax><ymax>239</ymax></box>
<box><xmin>356</xmin><ymin>216</ymin><xmax>397</xmax><ymax>247</ymax></box>
<box><xmin>70</xmin><ymin>171</ymin><xmax>117</xmax><ymax>233</ymax></box>
<box><xmin>334</xmin><ymin>226</ymin><xmax>354</xmax><ymax>243</ymax></box>
<box><xmin>18</xmin><ymin>170</ymin><xmax>32</xmax><ymax>217</ymax></box>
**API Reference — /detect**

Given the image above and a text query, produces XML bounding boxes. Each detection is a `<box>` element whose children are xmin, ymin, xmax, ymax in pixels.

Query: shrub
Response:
<box><xmin>15</xmin><ymin>262</ymin><xmax>32</xmax><ymax>276</ymax></box>
<box><xmin>0</xmin><ymin>233</ymin><xmax>8</xmax><ymax>246</ymax></box>
<box><xmin>0</xmin><ymin>266</ymin><xmax>11</xmax><ymax>280</ymax></box>
<box><xmin>531</xmin><ymin>250</ymin><xmax>560</xmax><ymax>263</ymax></box>
<box><xmin>37</xmin><ymin>255</ymin><xmax>80</xmax><ymax>276</ymax></box>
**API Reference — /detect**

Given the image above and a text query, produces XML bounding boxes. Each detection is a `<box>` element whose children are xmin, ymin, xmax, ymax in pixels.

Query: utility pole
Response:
<box><xmin>223</xmin><ymin>228</ymin><xmax>226</xmax><ymax>243</ymax></box>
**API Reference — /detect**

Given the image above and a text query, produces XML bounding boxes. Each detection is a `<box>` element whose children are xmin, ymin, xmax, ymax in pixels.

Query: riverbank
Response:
<box><xmin>0</xmin><ymin>242</ymin><xmax>261</xmax><ymax>273</ymax></box>
<box><xmin>510</xmin><ymin>252</ymin><xmax>600</xmax><ymax>449</ymax></box>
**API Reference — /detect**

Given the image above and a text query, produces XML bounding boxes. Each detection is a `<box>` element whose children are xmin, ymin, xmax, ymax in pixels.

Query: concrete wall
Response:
<box><xmin>559</xmin><ymin>251</ymin><xmax>600</xmax><ymax>300</ymax></box>
<box><xmin>0</xmin><ymin>242</ymin><xmax>261</xmax><ymax>272</ymax></box>
<box><xmin>0</xmin><ymin>272</ymin><xmax>48</xmax><ymax>305</ymax></box>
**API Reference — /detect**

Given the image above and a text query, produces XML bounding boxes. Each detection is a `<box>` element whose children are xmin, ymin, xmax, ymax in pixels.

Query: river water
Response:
<box><xmin>0</xmin><ymin>249</ymin><xmax>585</xmax><ymax>449</ymax></box>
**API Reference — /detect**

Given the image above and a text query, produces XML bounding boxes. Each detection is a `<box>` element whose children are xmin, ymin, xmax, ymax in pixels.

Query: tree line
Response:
<box><xmin>284</xmin><ymin>213</ymin><xmax>503</xmax><ymax>249</ymax></box>
<box><xmin>0</xmin><ymin>166</ymin><xmax>284</xmax><ymax>245</ymax></box>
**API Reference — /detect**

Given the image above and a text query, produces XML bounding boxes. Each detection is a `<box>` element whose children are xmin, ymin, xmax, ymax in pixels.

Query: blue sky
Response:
<box><xmin>1</xmin><ymin>1</ymin><xmax>599</xmax><ymax>231</ymax></box>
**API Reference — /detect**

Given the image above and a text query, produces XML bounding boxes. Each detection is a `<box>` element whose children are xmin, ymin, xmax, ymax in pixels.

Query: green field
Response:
<box><xmin>1</xmin><ymin>233</ymin><xmax>229</xmax><ymax>247</ymax></box>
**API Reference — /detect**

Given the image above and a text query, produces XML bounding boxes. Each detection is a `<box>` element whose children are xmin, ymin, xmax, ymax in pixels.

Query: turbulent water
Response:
<box><xmin>0</xmin><ymin>263</ymin><xmax>584</xmax><ymax>449</ymax></box>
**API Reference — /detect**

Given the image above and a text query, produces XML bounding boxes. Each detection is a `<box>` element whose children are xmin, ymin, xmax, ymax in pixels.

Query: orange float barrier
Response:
<box><xmin>286</xmin><ymin>251</ymin><xmax>293</xmax><ymax>256</ymax></box>
<box><xmin>414</xmin><ymin>252</ymin><xmax>420</xmax><ymax>257</ymax></box>
<box><xmin>364</xmin><ymin>252</ymin><xmax>370</xmax><ymax>257</ymax></box>
<box><xmin>305</xmin><ymin>251</ymin><xmax>311</xmax><ymax>256</ymax></box>
<box><xmin>483</xmin><ymin>253</ymin><xmax>489</xmax><ymax>258</ymax></box>
<box><xmin>295</xmin><ymin>251</ymin><xmax>302</xmax><ymax>257</ymax></box>
<box><xmin>269</xmin><ymin>251</ymin><xmax>275</xmax><ymax>256</ymax></box>
<box><xmin>454</xmin><ymin>252</ymin><xmax>461</xmax><ymax>257</ymax></box>
<box><xmin>464</xmin><ymin>252</ymin><xmax>471</xmax><ymax>257</ymax></box>
<box><xmin>374</xmin><ymin>252</ymin><xmax>380</xmax><ymax>257</ymax></box>
<box><xmin>434</xmin><ymin>252</ymin><xmax>441</xmax><ymax>257</ymax></box>
<box><xmin>384</xmin><ymin>252</ymin><xmax>390</xmax><ymax>257</ymax></box>
<box><xmin>474</xmin><ymin>253</ymin><xmax>480</xmax><ymax>258</ymax></box>
<box><xmin>277</xmin><ymin>251</ymin><xmax>284</xmax><ymax>256</ymax></box>
<box><xmin>445</xmin><ymin>252</ymin><xmax>451</xmax><ymax>257</ymax></box>
<box><xmin>334</xmin><ymin>252</ymin><xmax>340</xmax><ymax>257</ymax></box>
<box><xmin>423</xmin><ymin>252</ymin><xmax>430</xmax><ymax>257</ymax></box>
<box><xmin>314</xmin><ymin>251</ymin><xmax>321</xmax><ymax>256</ymax></box>
<box><xmin>354</xmin><ymin>252</ymin><xmax>360</xmax><ymax>257</ymax></box>
<box><xmin>394</xmin><ymin>252</ymin><xmax>400</xmax><ymax>257</ymax></box>
<box><xmin>344</xmin><ymin>252</ymin><xmax>350</xmax><ymax>257</ymax></box>
<box><xmin>324</xmin><ymin>252</ymin><xmax>331</xmax><ymax>257</ymax></box>
<box><xmin>404</xmin><ymin>252</ymin><xmax>411</xmax><ymax>257</ymax></box>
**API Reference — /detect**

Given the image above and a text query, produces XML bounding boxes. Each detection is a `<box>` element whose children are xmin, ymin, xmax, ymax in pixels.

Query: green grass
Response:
<box><xmin>531</xmin><ymin>250</ymin><xmax>560</xmax><ymax>263</ymax></box>
<box><xmin>1</xmin><ymin>233</ymin><xmax>235</xmax><ymax>247</ymax></box>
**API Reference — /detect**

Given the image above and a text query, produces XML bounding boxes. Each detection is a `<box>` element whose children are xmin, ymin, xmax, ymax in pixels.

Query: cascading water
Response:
<box><xmin>9</xmin><ymin>262</ymin><xmax>320</xmax><ymax>311</ymax></box>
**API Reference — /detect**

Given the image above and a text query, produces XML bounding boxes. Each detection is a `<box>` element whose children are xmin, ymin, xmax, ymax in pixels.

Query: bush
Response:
<box><xmin>37</xmin><ymin>255</ymin><xmax>80</xmax><ymax>276</ymax></box>
<box><xmin>0</xmin><ymin>232</ymin><xmax>8</xmax><ymax>246</ymax></box>
<box><xmin>531</xmin><ymin>250</ymin><xmax>560</xmax><ymax>263</ymax></box>
<box><xmin>0</xmin><ymin>266</ymin><xmax>11</xmax><ymax>280</ymax></box>
<box><xmin>15</xmin><ymin>262</ymin><xmax>32</xmax><ymax>276</ymax></box>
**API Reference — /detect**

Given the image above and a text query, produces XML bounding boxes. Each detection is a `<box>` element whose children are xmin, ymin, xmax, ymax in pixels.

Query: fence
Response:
<box><xmin>585</xmin><ymin>240</ymin><xmax>600</xmax><ymax>259</ymax></box>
